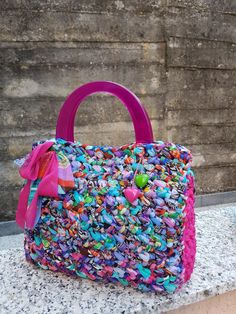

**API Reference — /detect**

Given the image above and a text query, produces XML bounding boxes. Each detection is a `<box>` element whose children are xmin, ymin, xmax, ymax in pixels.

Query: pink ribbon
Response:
<box><xmin>16</xmin><ymin>141</ymin><xmax>59</xmax><ymax>229</ymax></box>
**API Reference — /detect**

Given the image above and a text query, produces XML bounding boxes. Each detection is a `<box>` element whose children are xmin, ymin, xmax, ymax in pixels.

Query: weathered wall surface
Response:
<box><xmin>0</xmin><ymin>0</ymin><xmax>236</xmax><ymax>220</ymax></box>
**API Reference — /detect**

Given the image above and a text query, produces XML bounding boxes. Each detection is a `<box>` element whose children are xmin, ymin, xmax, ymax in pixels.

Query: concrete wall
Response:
<box><xmin>0</xmin><ymin>1</ymin><xmax>236</xmax><ymax>220</ymax></box>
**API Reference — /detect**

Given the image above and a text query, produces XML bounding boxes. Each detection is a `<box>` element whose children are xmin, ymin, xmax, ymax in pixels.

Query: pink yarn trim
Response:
<box><xmin>182</xmin><ymin>175</ymin><xmax>196</xmax><ymax>282</ymax></box>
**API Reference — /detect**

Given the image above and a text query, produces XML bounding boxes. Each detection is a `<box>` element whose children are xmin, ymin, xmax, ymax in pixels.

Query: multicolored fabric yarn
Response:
<box><xmin>18</xmin><ymin>138</ymin><xmax>196</xmax><ymax>293</ymax></box>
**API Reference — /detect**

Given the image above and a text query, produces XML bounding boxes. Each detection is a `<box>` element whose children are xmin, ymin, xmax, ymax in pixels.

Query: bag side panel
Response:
<box><xmin>182</xmin><ymin>175</ymin><xmax>196</xmax><ymax>282</ymax></box>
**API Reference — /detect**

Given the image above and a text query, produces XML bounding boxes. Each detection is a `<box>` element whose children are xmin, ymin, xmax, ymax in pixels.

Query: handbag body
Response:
<box><xmin>16</xmin><ymin>81</ymin><xmax>196</xmax><ymax>293</ymax></box>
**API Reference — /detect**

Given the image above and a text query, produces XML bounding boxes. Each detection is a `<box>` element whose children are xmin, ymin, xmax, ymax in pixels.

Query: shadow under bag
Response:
<box><xmin>16</xmin><ymin>81</ymin><xmax>196</xmax><ymax>293</ymax></box>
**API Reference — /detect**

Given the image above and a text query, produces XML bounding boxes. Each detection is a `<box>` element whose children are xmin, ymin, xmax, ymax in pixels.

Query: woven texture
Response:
<box><xmin>23</xmin><ymin>139</ymin><xmax>195</xmax><ymax>293</ymax></box>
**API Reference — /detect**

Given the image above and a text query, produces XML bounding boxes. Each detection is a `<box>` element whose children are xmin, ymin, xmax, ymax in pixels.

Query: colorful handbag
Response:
<box><xmin>16</xmin><ymin>81</ymin><xmax>196</xmax><ymax>293</ymax></box>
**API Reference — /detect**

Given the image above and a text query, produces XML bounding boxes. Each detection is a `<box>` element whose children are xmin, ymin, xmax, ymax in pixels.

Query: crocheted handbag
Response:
<box><xmin>16</xmin><ymin>81</ymin><xmax>196</xmax><ymax>293</ymax></box>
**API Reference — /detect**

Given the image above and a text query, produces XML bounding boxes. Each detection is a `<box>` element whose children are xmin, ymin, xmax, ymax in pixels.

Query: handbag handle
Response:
<box><xmin>56</xmin><ymin>81</ymin><xmax>154</xmax><ymax>143</ymax></box>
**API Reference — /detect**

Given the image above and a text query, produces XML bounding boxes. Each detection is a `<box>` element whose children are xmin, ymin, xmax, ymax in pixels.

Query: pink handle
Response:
<box><xmin>56</xmin><ymin>81</ymin><xmax>154</xmax><ymax>143</ymax></box>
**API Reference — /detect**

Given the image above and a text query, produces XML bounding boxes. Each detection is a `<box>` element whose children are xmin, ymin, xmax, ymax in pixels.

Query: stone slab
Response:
<box><xmin>0</xmin><ymin>221</ymin><xmax>22</xmax><ymax>237</ymax></box>
<box><xmin>0</xmin><ymin>205</ymin><xmax>235</xmax><ymax>314</ymax></box>
<box><xmin>0</xmin><ymin>233</ymin><xmax>24</xmax><ymax>249</ymax></box>
<box><xmin>165</xmin><ymin>7</ymin><xmax>236</xmax><ymax>43</ymax></box>
<box><xmin>0</xmin><ymin>11</ymin><xmax>164</xmax><ymax>42</ymax></box>
<box><xmin>167</xmin><ymin>37</ymin><xmax>236</xmax><ymax>70</ymax></box>
<box><xmin>0</xmin><ymin>0</ymin><xmax>165</xmax><ymax>13</ymax></box>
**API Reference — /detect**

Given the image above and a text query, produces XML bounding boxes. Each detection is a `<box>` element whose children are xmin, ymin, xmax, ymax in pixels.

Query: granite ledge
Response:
<box><xmin>0</xmin><ymin>205</ymin><xmax>236</xmax><ymax>314</ymax></box>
